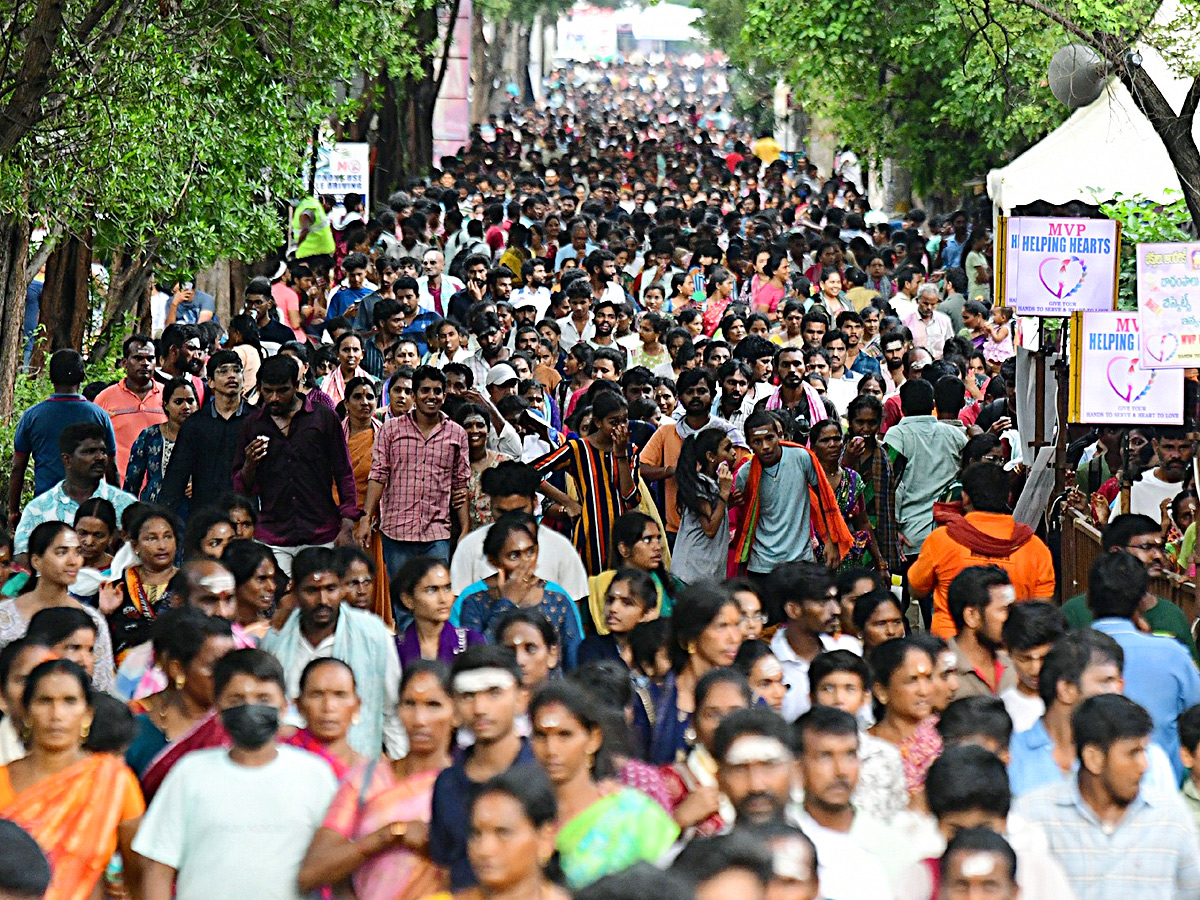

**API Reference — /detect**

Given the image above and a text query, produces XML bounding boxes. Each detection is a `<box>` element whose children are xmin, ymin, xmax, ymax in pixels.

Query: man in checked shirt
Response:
<box><xmin>358</xmin><ymin>365</ymin><xmax>470</xmax><ymax>602</ymax></box>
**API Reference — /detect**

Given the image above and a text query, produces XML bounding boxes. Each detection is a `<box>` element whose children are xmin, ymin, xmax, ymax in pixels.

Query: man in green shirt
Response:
<box><xmin>1061</xmin><ymin>513</ymin><xmax>1199</xmax><ymax>663</ymax></box>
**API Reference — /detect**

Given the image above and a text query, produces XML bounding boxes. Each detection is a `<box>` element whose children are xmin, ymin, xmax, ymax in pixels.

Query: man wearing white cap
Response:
<box><xmin>478</xmin><ymin>364</ymin><xmax>524</xmax><ymax>458</ymax></box>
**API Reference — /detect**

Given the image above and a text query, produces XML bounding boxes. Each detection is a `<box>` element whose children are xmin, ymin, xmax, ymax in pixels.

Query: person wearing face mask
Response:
<box><xmin>134</xmin><ymin>648</ymin><xmax>339</xmax><ymax>900</ymax></box>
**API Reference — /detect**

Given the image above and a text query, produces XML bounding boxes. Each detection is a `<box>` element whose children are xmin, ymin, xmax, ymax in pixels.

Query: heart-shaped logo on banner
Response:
<box><xmin>1145</xmin><ymin>333</ymin><xmax>1179</xmax><ymax>364</ymax></box>
<box><xmin>1107</xmin><ymin>356</ymin><xmax>1153</xmax><ymax>403</ymax></box>
<box><xmin>1038</xmin><ymin>256</ymin><xmax>1087</xmax><ymax>300</ymax></box>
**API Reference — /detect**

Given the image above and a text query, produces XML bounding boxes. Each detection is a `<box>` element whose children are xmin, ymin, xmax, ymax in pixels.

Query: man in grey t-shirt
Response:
<box><xmin>734</xmin><ymin>410</ymin><xmax>837</xmax><ymax>575</ymax></box>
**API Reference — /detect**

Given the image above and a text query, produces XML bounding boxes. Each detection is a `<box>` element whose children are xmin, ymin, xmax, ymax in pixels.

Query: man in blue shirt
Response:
<box><xmin>1015</xmin><ymin>694</ymin><xmax>1200</xmax><ymax>900</ymax></box>
<box><xmin>1008</xmin><ymin>628</ymin><xmax>1178</xmax><ymax>797</ymax></box>
<box><xmin>9</xmin><ymin>350</ymin><xmax>116</xmax><ymax>521</ymax></box>
<box><xmin>1088</xmin><ymin>550</ymin><xmax>1200</xmax><ymax>782</ymax></box>
<box><xmin>12</xmin><ymin>422</ymin><xmax>136</xmax><ymax>557</ymax></box>
<box><xmin>165</xmin><ymin>279</ymin><xmax>216</xmax><ymax>325</ymax></box>
<box><xmin>429</xmin><ymin>645</ymin><xmax>536</xmax><ymax>890</ymax></box>
<box><xmin>326</xmin><ymin>252</ymin><xmax>375</xmax><ymax>320</ymax></box>
<box><xmin>941</xmin><ymin>211</ymin><xmax>969</xmax><ymax>270</ymax></box>
<box><xmin>836</xmin><ymin>310</ymin><xmax>881</xmax><ymax>377</ymax></box>
<box><xmin>393</xmin><ymin>275</ymin><xmax>441</xmax><ymax>358</ymax></box>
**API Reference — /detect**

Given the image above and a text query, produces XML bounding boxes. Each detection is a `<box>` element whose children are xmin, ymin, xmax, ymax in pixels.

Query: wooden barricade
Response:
<box><xmin>1059</xmin><ymin>509</ymin><xmax>1197</xmax><ymax>623</ymax></box>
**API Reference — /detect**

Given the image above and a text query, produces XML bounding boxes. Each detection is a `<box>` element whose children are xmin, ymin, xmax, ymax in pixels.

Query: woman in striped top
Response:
<box><xmin>532</xmin><ymin>391</ymin><xmax>640</xmax><ymax>575</ymax></box>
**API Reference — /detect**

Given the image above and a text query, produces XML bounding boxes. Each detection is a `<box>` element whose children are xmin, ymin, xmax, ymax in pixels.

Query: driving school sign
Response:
<box><xmin>1136</xmin><ymin>242</ymin><xmax>1200</xmax><ymax>368</ymax></box>
<box><xmin>1069</xmin><ymin>311</ymin><xmax>1183</xmax><ymax>424</ymax></box>
<box><xmin>314</xmin><ymin>142</ymin><xmax>371</xmax><ymax>208</ymax></box>
<box><xmin>998</xmin><ymin>217</ymin><xmax>1119</xmax><ymax>316</ymax></box>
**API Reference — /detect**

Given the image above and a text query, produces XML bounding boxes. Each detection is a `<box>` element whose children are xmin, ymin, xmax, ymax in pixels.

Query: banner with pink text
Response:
<box><xmin>1069</xmin><ymin>311</ymin><xmax>1183</xmax><ymax>424</ymax></box>
<box><xmin>1136</xmin><ymin>241</ymin><xmax>1200</xmax><ymax>368</ymax></box>
<box><xmin>1000</xmin><ymin>216</ymin><xmax>1119</xmax><ymax>316</ymax></box>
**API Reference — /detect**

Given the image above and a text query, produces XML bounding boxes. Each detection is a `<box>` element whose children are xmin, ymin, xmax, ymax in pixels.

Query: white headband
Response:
<box><xmin>724</xmin><ymin>734</ymin><xmax>790</xmax><ymax>766</ymax></box>
<box><xmin>757</xmin><ymin>657</ymin><xmax>782</xmax><ymax>679</ymax></box>
<box><xmin>199</xmin><ymin>573</ymin><xmax>236</xmax><ymax>595</ymax></box>
<box><xmin>454</xmin><ymin>668</ymin><xmax>518</xmax><ymax>695</ymax></box>
<box><xmin>960</xmin><ymin>853</ymin><xmax>999</xmax><ymax>878</ymax></box>
<box><xmin>771</xmin><ymin>842</ymin><xmax>812</xmax><ymax>882</ymax></box>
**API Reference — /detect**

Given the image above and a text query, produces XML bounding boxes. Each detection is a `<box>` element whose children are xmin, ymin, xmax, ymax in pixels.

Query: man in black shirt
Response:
<box><xmin>159</xmin><ymin>350</ymin><xmax>250</xmax><ymax>517</ymax></box>
<box><xmin>974</xmin><ymin>357</ymin><xmax>1017</xmax><ymax>434</ymax></box>
<box><xmin>243</xmin><ymin>276</ymin><xmax>298</xmax><ymax>345</ymax></box>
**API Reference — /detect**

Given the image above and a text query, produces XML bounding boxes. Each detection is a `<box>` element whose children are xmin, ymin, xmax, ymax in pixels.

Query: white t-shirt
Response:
<box><xmin>792</xmin><ymin>809</ymin><xmax>896</xmax><ymax>900</ymax></box>
<box><xmin>1111</xmin><ymin>470</ymin><xmax>1187</xmax><ymax>521</ymax></box>
<box><xmin>826</xmin><ymin>372</ymin><xmax>862</xmax><ymax>417</ymax></box>
<box><xmin>771</xmin><ymin>629</ymin><xmax>862</xmax><ymax>722</ymax></box>
<box><xmin>450</xmin><ymin>522</ymin><xmax>589</xmax><ymax>600</ymax></box>
<box><xmin>133</xmin><ymin>746</ymin><xmax>338</xmax><ymax>900</ymax></box>
<box><xmin>1001</xmin><ymin>685</ymin><xmax>1045</xmax><ymax>734</ymax></box>
<box><xmin>891</xmin><ymin>294</ymin><xmax>917</xmax><ymax>321</ymax></box>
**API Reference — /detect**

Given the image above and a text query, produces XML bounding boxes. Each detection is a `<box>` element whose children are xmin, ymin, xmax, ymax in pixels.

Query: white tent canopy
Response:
<box><xmin>611</xmin><ymin>2</ymin><xmax>702</xmax><ymax>42</ymax></box>
<box><xmin>987</xmin><ymin>1</ymin><xmax>1200</xmax><ymax>213</ymax></box>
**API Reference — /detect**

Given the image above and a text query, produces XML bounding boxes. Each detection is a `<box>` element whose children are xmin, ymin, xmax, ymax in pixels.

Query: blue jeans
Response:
<box><xmin>380</xmin><ymin>536</ymin><xmax>450</xmax><ymax>626</ymax></box>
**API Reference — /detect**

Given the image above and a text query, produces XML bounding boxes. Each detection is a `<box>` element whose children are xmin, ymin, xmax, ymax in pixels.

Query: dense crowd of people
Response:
<box><xmin>3</xmin><ymin>54</ymin><xmax>1200</xmax><ymax>900</ymax></box>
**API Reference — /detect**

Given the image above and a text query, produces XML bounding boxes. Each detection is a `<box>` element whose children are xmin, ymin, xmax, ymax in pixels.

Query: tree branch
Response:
<box><xmin>0</xmin><ymin>0</ymin><xmax>67</xmax><ymax>154</ymax></box>
<box><xmin>74</xmin><ymin>0</ymin><xmax>121</xmax><ymax>43</ymax></box>
<box><xmin>433</xmin><ymin>0</ymin><xmax>464</xmax><ymax>91</ymax></box>
<box><xmin>1003</xmin><ymin>0</ymin><xmax>1123</xmax><ymax>65</ymax></box>
<box><xmin>1182</xmin><ymin>74</ymin><xmax>1200</xmax><ymax>125</ymax></box>
<box><xmin>27</xmin><ymin>223</ymin><xmax>62</xmax><ymax>282</ymax></box>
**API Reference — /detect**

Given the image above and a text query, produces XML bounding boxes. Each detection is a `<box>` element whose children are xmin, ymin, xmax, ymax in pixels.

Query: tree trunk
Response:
<box><xmin>89</xmin><ymin>250</ymin><xmax>156</xmax><ymax>365</ymax></box>
<box><xmin>0</xmin><ymin>213</ymin><xmax>31</xmax><ymax>418</ymax></box>
<box><xmin>470</xmin><ymin>6</ymin><xmax>509</xmax><ymax>124</ymax></box>
<box><xmin>397</xmin><ymin>2</ymin><xmax>440</xmax><ymax>180</ymax></box>
<box><xmin>33</xmin><ymin>232</ymin><xmax>92</xmax><ymax>370</ymax></box>
<box><xmin>400</xmin><ymin>83</ymin><xmax>438</xmax><ymax>178</ymax></box>
<box><xmin>516</xmin><ymin>23</ymin><xmax>533</xmax><ymax>104</ymax></box>
<box><xmin>373</xmin><ymin>65</ymin><xmax>403</xmax><ymax>205</ymax></box>
<box><xmin>1124</xmin><ymin>67</ymin><xmax>1200</xmax><ymax>230</ymax></box>
<box><xmin>470</xmin><ymin>5</ymin><xmax>488</xmax><ymax>125</ymax></box>
<box><xmin>197</xmin><ymin>259</ymin><xmax>232</xmax><ymax>325</ymax></box>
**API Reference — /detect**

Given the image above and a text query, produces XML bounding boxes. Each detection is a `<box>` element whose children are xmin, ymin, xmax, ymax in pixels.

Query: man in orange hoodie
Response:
<box><xmin>909</xmin><ymin>461</ymin><xmax>1055</xmax><ymax>637</ymax></box>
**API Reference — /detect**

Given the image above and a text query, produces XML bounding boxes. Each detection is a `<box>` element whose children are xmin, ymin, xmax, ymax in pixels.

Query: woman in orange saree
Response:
<box><xmin>0</xmin><ymin>659</ymin><xmax>144</xmax><ymax>900</ymax></box>
<box><xmin>342</xmin><ymin>376</ymin><xmax>393</xmax><ymax>627</ymax></box>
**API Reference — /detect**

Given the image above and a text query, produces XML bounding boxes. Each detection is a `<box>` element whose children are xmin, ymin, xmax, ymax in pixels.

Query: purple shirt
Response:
<box><xmin>232</xmin><ymin>394</ymin><xmax>360</xmax><ymax>546</ymax></box>
<box><xmin>395</xmin><ymin>622</ymin><xmax>485</xmax><ymax>667</ymax></box>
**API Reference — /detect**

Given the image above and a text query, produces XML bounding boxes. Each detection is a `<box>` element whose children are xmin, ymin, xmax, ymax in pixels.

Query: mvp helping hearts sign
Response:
<box><xmin>1000</xmin><ymin>217</ymin><xmax>1119</xmax><ymax>316</ymax></box>
<box><xmin>1137</xmin><ymin>242</ymin><xmax>1200</xmax><ymax>369</ymax></box>
<box><xmin>1069</xmin><ymin>311</ymin><xmax>1183</xmax><ymax>425</ymax></box>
